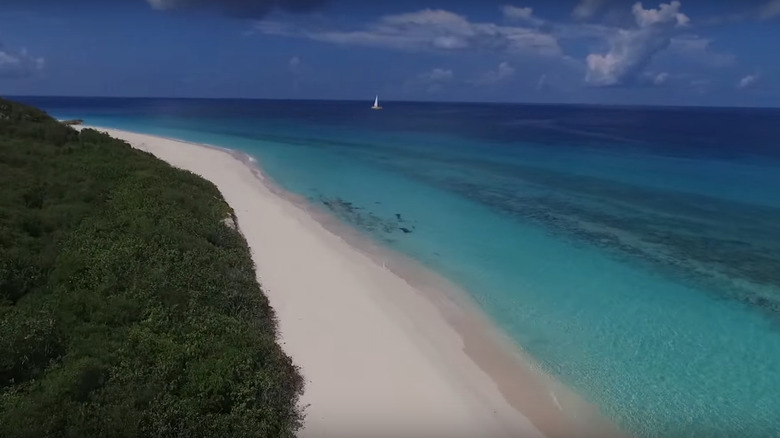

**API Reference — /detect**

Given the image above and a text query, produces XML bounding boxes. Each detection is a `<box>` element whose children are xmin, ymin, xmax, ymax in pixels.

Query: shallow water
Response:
<box><xmin>24</xmin><ymin>96</ymin><xmax>780</xmax><ymax>437</ymax></box>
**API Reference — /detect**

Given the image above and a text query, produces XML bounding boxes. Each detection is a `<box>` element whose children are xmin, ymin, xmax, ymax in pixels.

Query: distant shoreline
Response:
<box><xmin>78</xmin><ymin>124</ymin><xmax>626</xmax><ymax>438</ymax></box>
<box><xmin>19</xmin><ymin>94</ymin><xmax>780</xmax><ymax>110</ymax></box>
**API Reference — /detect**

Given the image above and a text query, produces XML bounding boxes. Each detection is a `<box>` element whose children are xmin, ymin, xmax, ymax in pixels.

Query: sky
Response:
<box><xmin>0</xmin><ymin>0</ymin><xmax>778</xmax><ymax>106</ymax></box>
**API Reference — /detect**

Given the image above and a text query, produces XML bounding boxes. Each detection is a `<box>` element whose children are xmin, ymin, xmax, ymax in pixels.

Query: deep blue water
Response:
<box><xmin>16</xmin><ymin>96</ymin><xmax>780</xmax><ymax>437</ymax></box>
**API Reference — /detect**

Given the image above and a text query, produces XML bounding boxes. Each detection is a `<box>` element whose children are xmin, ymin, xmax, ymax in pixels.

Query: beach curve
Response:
<box><xmin>79</xmin><ymin>125</ymin><xmax>625</xmax><ymax>438</ymax></box>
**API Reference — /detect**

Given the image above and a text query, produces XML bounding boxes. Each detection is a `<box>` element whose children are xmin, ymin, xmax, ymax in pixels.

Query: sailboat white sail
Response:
<box><xmin>371</xmin><ymin>95</ymin><xmax>382</xmax><ymax>110</ymax></box>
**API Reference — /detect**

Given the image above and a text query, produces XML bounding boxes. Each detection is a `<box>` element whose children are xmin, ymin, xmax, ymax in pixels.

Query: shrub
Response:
<box><xmin>0</xmin><ymin>98</ymin><xmax>303</xmax><ymax>437</ymax></box>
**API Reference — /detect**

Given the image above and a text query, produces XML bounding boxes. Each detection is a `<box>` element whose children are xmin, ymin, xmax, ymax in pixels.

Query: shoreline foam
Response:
<box><xmin>80</xmin><ymin>125</ymin><xmax>626</xmax><ymax>438</ymax></box>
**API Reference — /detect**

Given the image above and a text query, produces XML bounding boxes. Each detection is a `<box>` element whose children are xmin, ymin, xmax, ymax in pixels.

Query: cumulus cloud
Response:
<box><xmin>474</xmin><ymin>61</ymin><xmax>516</xmax><ymax>85</ymax></box>
<box><xmin>254</xmin><ymin>8</ymin><xmax>562</xmax><ymax>56</ymax></box>
<box><xmin>502</xmin><ymin>5</ymin><xmax>533</xmax><ymax>21</ymax></box>
<box><xmin>144</xmin><ymin>0</ymin><xmax>328</xmax><ymax>18</ymax></box>
<box><xmin>584</xmin><ymin>1</ymin><xmax>689</xmax><ymax>87</ymax></box>
<box><xmin>0</xmin><ymin>45</ymin><xmax>45</xmax><ymax>78</ymax></box>
<box><xmin>761</xmin><ymin>0</ymin><xmax>780</xmax><ymax>19</ymax></box>
<box><xmin>251</xmin><ymin>1</ymin><xmax>724</xmax><ymax>90</ymax></box>
<box><xmin>501</xmin><ymin>5</ymin><xmax>546</xmax><ymax>27</ymax></box>
<box><xmin>420</xmin><ymin>68</ymin><xmax>454</xmax><ymax>82</ymax></box>
<box><xmin>652</xmin><ymin>71</ymin><xmax>669</xmax><ymax>84</ymax></box>
<box><xmin>737</xmin><ymin>74</ymin><xmax>758</xmax><ymax>89</ymax></box>
<box><xmin>572</xmin><ymin>0</ymin><xmax>610</xmax><ymax>20</ymax></box>
<box><xmin>406</xmin><ymin>67</ymin><xmax>455</xmax><ymax>94</ymax></box>
<box><xmin>635</xmin><ymin>70</ymin><xmax>676</xmax><ymax>86</ymax></box>
<box><xmin>632</xmin><ymin>1</ymin><xmax>689</xmax><ymax>26</ymax></box>
<box><xmin>669</xmin><ymin>34</ymin><xmax>709</xmax><ymax>51</ymax></box>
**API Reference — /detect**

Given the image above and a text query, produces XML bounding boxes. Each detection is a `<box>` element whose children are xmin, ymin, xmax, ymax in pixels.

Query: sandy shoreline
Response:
<box><xmin>80</xmin><ymin>125</ymin><xmax>625</xmax><ymax>438</ymax></box>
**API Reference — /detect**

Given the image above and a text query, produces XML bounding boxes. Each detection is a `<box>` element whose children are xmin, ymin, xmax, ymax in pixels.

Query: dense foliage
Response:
<box><xmin>0</xmin><ymin>98</ymin><xmax>303</xmax><ymax>437</ymax></box>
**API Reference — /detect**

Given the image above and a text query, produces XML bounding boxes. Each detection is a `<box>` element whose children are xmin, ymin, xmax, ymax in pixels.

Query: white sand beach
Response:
<box><xmin>81</xmin><ymin>126</ymin><xmax>624</xmax><ymax>438</ymax></box>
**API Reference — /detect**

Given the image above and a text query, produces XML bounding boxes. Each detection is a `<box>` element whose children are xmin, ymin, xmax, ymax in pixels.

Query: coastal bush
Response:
<box><xmin>0</xmin><ymin>98</ymin><xmax>304</xmax><ymax>437</ymax></box>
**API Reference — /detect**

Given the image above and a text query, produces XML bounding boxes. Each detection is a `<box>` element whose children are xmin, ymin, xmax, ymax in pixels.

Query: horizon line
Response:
<box><xmin>5</xmin><ymin>94</ymin><xmax>779</xmax><ymax>111</ymax></box>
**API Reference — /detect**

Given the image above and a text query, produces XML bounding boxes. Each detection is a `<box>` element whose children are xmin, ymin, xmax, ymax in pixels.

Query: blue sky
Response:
<box><xmin>0</xmin><ymin>0</ymin><xmax>778</xmax><ymax>106</ymax></box>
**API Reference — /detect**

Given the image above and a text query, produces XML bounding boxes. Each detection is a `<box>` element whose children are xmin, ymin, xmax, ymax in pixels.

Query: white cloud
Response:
<box><xmin>632</xmin><ymin>1</ymin><xmax>689</xmax><ymax>27</ymax></box>
<box><xmin>760</xmin><ymin>0</ymin><xmax>780</xmax><ymax>19</ymax></box>
<box><xmin>252</xmin><ymin>2</ymin><xmax>728</xmax><ymax>91</ymax></box>
<box><xmin>669</xmin><ymin>34</ymin><xmax>709</xmax><ymax>51</ymax></box>
<box><xmin>501</xmin><ymin>5</ymin><xmax>546</xmax><ymax>27</ymax></box>
<box><xmin>502</xmin><ymin>5</ymin><xmax>533</xmax><ymax>21</ymax></box>
<box><xmin>406</xmin><ymin>67</ymin><xmax>456</xmax><ymax>94</ymax></box>
<box><xmin>0</xmin><ymin>46</ymin><xmax>44</xmax><ymax>78</ymax></box>
<box><xmin>474</xmin><ymin>61</ymin><xmax>516</xmax><ymax>85</ymax></box>
<box><xmin>254</xmin><ymin>8</ymin><xmax>562</xmax><ymax>57</ymax></box>
<box><xmin>572</xmin><ymin>0</ymin><xmax>609</xmax><ymax>20</ymax></box>
<box><xmin>421</xmin><ymin>68</ymin><xmax>454</xmax><ymax>82</ymax></box>
<box><xmin>289</xmin><ymin>55</ymin><xmax>301</xmax><ymax>69</ymax></box>
<box><xmin>737</xmin><ymin>74</ymin><xmax>759</xmax><ymax>89</ymax></box>
<box><xmin>637</xmin><ymin>70</ymin><xmax>676</xmax><ymax>86</ymax></box>
<box><xmin>584</xmin><ymin>1</ymin><xmax>690</xmax><ymax>86</ymax></box>
<box><xmin>652</xmin><ymin>71</ymin><xmax>669</xmax><ymax>84</ymax></box>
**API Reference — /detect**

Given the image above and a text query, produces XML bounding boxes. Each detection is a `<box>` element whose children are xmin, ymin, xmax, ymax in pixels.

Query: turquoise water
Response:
<box><xmin>28</xmin><ymin>98</ymin><xmax>780</xmax><ymax>437</ymax></box>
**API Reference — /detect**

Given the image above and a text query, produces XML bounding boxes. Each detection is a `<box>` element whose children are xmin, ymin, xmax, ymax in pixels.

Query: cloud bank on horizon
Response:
<box><xmin>0</xmin><ymin>0</ymin><xmax>776</xmax><ymax>105</ymax></box>
<box><xmin>0</xmin><ymin>45</ymin><xmax>45</xmax><ymax>79</ymax></box>
<box><xmin>250</xmin><ymin>0</ymin><xmax>752</xmax><ymax>89</ymax></box>
<box><xmin>254</xmin><ymin>7</ymin><xmax>565</xmax><ymax>57</ymax></box>
<box><xmin>116</xmin><ymin>0</ymin><xmax>780</xmax><ymax>103</ymax></box>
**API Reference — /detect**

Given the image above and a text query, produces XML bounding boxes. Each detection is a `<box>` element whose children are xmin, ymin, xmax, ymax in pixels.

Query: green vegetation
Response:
<box><xmin>0</xmin><ymin>98</ymin><xmax>303</xmax><ymax>437</ymax></box>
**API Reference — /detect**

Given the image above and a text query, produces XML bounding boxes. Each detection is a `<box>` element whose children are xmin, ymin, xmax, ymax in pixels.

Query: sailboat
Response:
<box><xmin>371</xmin><ymin>95</ymin><xmax>383</xmax><ymax>110</ymax></box>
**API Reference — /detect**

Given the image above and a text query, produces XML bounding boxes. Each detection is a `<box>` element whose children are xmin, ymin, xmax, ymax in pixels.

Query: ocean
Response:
<box><xmin>18</xmin><ymin>96</ymin><xmax>780</xmax><ymax>437</ymax></box>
